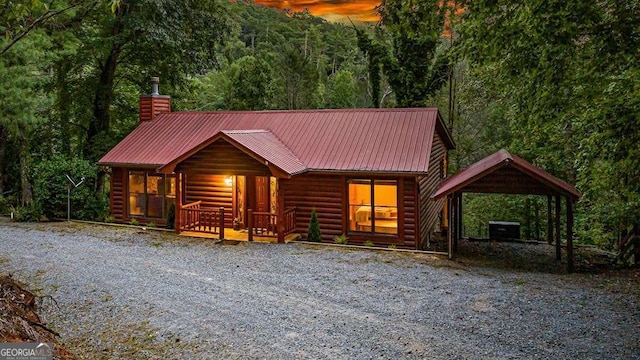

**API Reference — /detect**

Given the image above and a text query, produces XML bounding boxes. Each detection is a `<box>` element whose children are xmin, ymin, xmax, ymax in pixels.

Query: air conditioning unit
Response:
<box><xmin>489</xmin><ymin>221</ymin><xmax>520</xmax><ymax>240</ymax></box>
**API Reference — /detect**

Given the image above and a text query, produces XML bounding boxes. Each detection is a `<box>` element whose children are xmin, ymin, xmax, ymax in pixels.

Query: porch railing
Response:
<box><xmin>247</xmin><ymin>207</ymin><xmax>297</xmax><ymax>241</ymax></box>
<box><xmin>180</xmin><ymin>201</ymin><xmax>225</xmax><ymax>238</ymax></box>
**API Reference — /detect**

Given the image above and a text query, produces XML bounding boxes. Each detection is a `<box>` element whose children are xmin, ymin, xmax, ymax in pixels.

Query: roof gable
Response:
<box><xmin>431</xmin><ymin>150</ymin><xmax>582</xmax><ymax>199</ymax></box>
<box><xmin>160</xmin><ymin>130</ymin><xmax>306</xmax><ymax>177</ymax></box>
<box><xmin>98</xmin><ymin>108</ymin><xmax>454</xmax><ymax>175</ymax></box>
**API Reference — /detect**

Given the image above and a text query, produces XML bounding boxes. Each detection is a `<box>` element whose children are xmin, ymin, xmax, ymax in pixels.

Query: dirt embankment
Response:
<box><xmin>0</xmin><ymin>275</ymin><xmax>75</xmax><ymax>360</ymax></box>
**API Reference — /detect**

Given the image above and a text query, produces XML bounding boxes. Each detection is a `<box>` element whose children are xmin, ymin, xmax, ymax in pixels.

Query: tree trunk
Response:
<box><xmin>57</xmin><ymin>61</ymin><xmax>71</xmax><ymax>157</ymax></box>
<box><xmin>0</xmin><ymin>124</ymin><xmax>6</xmax><ymax>195</ymax></box>
<box><xmin>18</xmin><ymin>124</ymin><xmax>32</xmax><ymax>206</ymax></box>
<box><xmin>85</xmin><ymin>2</ymin><xmax>128</xmax><ymax>192</ymax></box>
<box><xmin>85</xmin><ymin>2</ymin><xmax>128</xmax><ymax>160</ymax></box>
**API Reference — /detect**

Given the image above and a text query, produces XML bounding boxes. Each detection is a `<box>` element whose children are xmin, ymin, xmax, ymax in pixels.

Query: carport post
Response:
<box><xmin>447</xmin><ymin>196</ymin><xmax>453</xmax><ymax>260</ymax></box>
<box><xmin>555</xmin><ymin>195</ymin><xmax>561</xmax><ymax>261</ymax></box>
<box><xmin>566</xmin><ymin>198</ymin><xmax>574</xmax><ymax>273</ymax></box>
<box><xmin>547</xmin><ymin>195</ymin><xmax>553</xmax><ymax>244</ymax></box>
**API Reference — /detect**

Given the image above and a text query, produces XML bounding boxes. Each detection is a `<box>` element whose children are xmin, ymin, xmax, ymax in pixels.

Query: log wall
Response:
<box><xmin>418</xmin><ymin>134</ymin><xmax>448</xmax><ymax>249</ymax></box>
<box><xmin>183</xmin><ymin>174</ymin><xmax>233</xmax><ymax>228</ymax></box>
<box><xmin>110</xmin><ymin>167</ymin><xmax>125</xmax><ymax>222</ymax></box>
<box><xmin>281</xmin><ymin>174</ymin><xmax>344</xmax><ymax>242</ymax></box>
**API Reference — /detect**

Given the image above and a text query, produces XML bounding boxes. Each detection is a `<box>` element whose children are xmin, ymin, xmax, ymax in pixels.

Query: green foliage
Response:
<box><xmin>453</xmin><ymin>0</ymin><xmax>640</xmax><ymax>248</ymax></box>
<box><xmin>0</xmin><ymin>196</ymin><xmax>10</xmax><ymax>214</ymax></box>
<box><xmin>130</xmin><ymin>218</ymin><xmax>139</xmax><ymax>226</ymax></box>
<box><xmin>334</xmin><ymin>234</ymin><xmax>348</xmax><ymax>245</ymax></box>
<box><xmin>11</xmin><ymin>205</ymin><xmax>40</xmax><ymax>222</ymax></box>
<box><xmin>327</xmin><ymin>70</ymin><xmax>356</xmax><ymax>108</ymax></box>
<box><xmin>146</xmin><ymin>221</ymin><xmax>156</xmax><ymax>228</ymax></box>
<box><xmin>104</xmin><ymin>215</ymin><xmax>115</xmax><ymax>223</ymax></box>
<box><xmin>363</xmin><ymin>240</ymin><xmax>374</xmax><ymax>247</ymax></box>
<box><xmin>377</xmin><ymin>0</ymin><xmax>450</xmax><ymax>107</ymax></box>
<box><xmin>388</xmin><ymin>244</ymin><xmax>397</xmax><ymax>249</ymax></box>
<box><xmin>31</xmin><ymin>155</ymin><xmax>108</xmax><ymax>221</ymax></box>
<box><xmin>307</xmin><ymin>209</ymin><xmax>322</xmax><ymax>242</ymax></box>
<box><xmin>166</xmin><ymin>203</ymin><xmax>175</xmax><ymax>229</ymax></box>
<box><xmin>226</xmin><ymin>56</ymin><xmax>274</xmax><ymax>110</ymax></box>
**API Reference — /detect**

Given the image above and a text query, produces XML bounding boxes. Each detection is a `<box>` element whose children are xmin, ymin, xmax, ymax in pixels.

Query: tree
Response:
<box><xmin>226</xmin><ymin>56</ymin><xmax>274</xmax><ymax>110</ymax></box>
<box><xmin>79</xmin><ymin>0</ymin><xmax>230</xmax><ymax>165</ymax></box>
<box><xmin>327</xmin><ymin>69</ymin><xmax>356</xmax><ymax>108</ymax></box>
<box><xmin>0</xmin><ymin>30</ymin><xmax>55</xmax><ymax>205</ymax></box>
<box><xmin>307</xmin><ymin>209</ymin><xmax>322</xmax><ymax>242</ymax></box>
<box><xmin>377</xmin><ymin>0</ymin><xmax>450</xmax><ymax>107</ymax></box>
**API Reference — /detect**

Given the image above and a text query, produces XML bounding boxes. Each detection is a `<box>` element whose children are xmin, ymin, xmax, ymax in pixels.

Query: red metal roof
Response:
<box><xmin>431</xmin><ymin>150</ymin><xmax>582</xmax><ymax>199</ymax></box>
<box><xmin>98</xmin><ymin>108</ymin><xmax>454</xmax><ymax>175</ymax></box>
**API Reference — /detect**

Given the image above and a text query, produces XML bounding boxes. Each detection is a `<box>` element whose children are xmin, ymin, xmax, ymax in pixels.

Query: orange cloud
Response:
<box><xmin>253</xmin><ymin>0</ymin><xmax>381</xmax><ymax>22</ymax></box>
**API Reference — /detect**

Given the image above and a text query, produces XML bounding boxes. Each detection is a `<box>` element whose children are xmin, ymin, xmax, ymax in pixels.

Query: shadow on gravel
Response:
<box><xmin>454</xmin><ymin>238</ymin><xmax>620</xmax><ymax>274</ymax></box>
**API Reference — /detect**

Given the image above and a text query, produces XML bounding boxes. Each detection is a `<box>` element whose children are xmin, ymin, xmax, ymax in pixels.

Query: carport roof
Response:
<box><xmin>431</xmin><ymin>150</ymin><xmax>582</xmax><ymax>200</ymax></box>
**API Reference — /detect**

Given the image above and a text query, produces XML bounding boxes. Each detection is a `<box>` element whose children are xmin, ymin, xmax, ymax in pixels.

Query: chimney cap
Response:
<box><xmin>150</xmin><ymin>76</ymin><xmax>160</xmax><ymax>96</ymax></box>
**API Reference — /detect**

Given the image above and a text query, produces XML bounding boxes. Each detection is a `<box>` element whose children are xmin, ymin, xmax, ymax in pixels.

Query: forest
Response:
<box><xmin>0</xmin><ymin>0</ymin><xmax>638</xmax><ymax>250</ymax></box>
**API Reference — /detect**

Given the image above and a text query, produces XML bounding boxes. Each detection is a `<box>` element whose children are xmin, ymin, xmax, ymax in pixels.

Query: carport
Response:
<box><xmin>432</xmin><ymin>150</ymin><xmax>582</xmax><ymax>272</ymax></box>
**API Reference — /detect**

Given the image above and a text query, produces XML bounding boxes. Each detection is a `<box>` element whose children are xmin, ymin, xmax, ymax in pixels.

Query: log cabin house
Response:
<box><xmin>98</xmin><ymin>79</ymin><xmax>455</xmax><ymax>249</ymax></box>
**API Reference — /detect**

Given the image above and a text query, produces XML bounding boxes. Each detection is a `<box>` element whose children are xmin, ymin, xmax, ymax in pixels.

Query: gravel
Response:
<box><xmin>0</xmin><ymin>221</ymin><xmax>638</xmax><ymax>359</ymax></box>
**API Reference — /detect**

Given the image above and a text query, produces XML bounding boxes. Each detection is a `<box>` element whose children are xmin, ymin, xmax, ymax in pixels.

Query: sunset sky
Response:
<box><xmin>253</xmin><ymin>0</ymin><xmax>381</xmax><ymax>23</ymax></box>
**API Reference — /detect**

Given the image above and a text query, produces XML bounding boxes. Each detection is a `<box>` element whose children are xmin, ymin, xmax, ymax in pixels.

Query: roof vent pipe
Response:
<box><xmin>151</xmin><ymin>76</ymin><xmax>160</xmax><ymax>96</ymax></box>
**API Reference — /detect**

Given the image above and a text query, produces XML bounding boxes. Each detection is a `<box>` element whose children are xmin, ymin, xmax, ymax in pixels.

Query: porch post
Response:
<box><xmin>555</xmin><ymin>195</ymin><xmax>561</xmax><ymax>261</ymax></box>
<box><xmin>219</xmin><ymin>207</ymin><xmax>225</xmax><ymax>240</ymax></box>
<box><xmin>566</xmin><ymin>197</ymin><xmax>574</xmax><ymax>273</ymax></box>
<box><xmin>248</xmin><ymin>209</ymin><xmax>253</xmax><ymax>242</ymax></box>
<box><xmin>547</xmin><ymin>195</ymin><xmax>553</xmax><ymax>244</ymax></box>
<box><xmin>277</xmin><ymin>181</ymin><xmax>285</xmax><ymax>243</ymax></box>
<box><xmin>175</xmin><ymin>172</ymin><xmax>182</xmax><ymax>234</ymax></box>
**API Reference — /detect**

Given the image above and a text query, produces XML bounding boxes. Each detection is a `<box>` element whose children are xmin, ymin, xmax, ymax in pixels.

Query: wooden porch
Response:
<box><xmin>177</xmin><ymin>201</ymin><xmax>298</xmax><ymax>243</ymax></box>
<box><xmin>181</xmin><ymin>229</ymin><xmax>301</xmax><ymax>243</ymax></box>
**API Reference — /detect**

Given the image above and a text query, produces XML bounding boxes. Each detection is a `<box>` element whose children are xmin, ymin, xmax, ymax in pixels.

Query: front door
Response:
<box><xmin>255</xmin><ymin>176</ymin><xmax>269</xmax><ymax>213</ymax></box>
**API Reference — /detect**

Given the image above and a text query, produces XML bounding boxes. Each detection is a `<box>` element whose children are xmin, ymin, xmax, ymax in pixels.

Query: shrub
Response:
<box><xmin>307</xmin><ymin>209</ymin><xmax>322</xmax><ymax>242</ymax></box>
<box><xmin>147</xmin><ymin>221</ymin><xmax>156</xmax><ymax>228</ymax></box>
<box><xmin>31</xmin><ymin>155</ymin><xmax>108</xmax><ymax>221</ymax></box>
<box><xmin>11</xmin><ymin>205</ymin><xmax>40</xmax><ymax>222</ymax></box>
<box><xmin>104</xmin><ymin>215</ymin><xmax>115</xmax><ymax>223</ymax></box>
<box><xmin>334</xmin><ymin>234</ymin><xmax>348</xmax><ymax>245</ymax></box>
<box><xmin>363</xmin><ymin>240</ymin><xmax>374</xmax><ymax>247</ymax></box>
<box><xmin>388</xmin><ymin>244</ymin><xmax>397</xmax><ymax>249</ymax></box>
<box><xmin>0</xmin><ymin>195</ymin><xmax>10</xmax><ymax>214</ymax></box>
<box><xmin>166</xmin><ymin>203</ymin><xmax>175</xmax><ymax>229</ymax></box>
<box><xmin>130</xmin><ymin>218</ymin><xmax>139</xmax><ymax>226</ymax></box>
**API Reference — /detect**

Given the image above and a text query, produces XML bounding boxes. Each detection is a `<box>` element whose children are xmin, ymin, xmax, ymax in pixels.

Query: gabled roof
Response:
<box><xmin>159</xmin><ymin>130</ymin><xmax>307</xmax><ymax>177</ymax></box>
<box><xmin>431</xmin><ymin>150</ymin><xmax>582</xmax><ymax>199</ymax></box>
<box><xmin>98</xmin><ymin>108</ymin><xmax>455</xmax><ymax>175</ymax></box>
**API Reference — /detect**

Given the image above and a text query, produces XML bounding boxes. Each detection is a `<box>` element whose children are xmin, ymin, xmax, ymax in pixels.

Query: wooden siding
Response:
<box><xmin>282</xmin><ymin>174</ymin><xmax>344</xmax><ymax>242</ymax></box>
<box><xmin>184</xmin><ymin>174</ymin><xmax>233</xmax><ymax>228</ymax></box>
<box><xmin>418</xmin><ymin>134</ymin><xmax>447</xmax><ymax>249</ymax></box>
<box><xmin>403</xmin><ymin>177</ymin><xmax>417</xmax><ymax>248</ymax></box>
<box><xmin>175</xmin><ymin>139</ymin><xmax>271</xmax><ymax>176</ymax></box>
<box><xmin>110</xmin><ymin>167</ymin><xmax>125</xmax><ymax>222</ymax></box>
<box><xmin>462</xmin><ymin>166</ymin><xmax>556</xmax><ymax>195</ymax></box>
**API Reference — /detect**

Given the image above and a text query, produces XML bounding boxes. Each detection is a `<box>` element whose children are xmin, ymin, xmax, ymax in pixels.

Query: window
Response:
<box><xmin>128</xmin><ymin>171</ymin><xmax>175</xmax><ymax>219</ymax></box>
<box><xmin>348</xmin><ymin>179</ymin><xmax>398</xmax><ymax>235</ymax></box>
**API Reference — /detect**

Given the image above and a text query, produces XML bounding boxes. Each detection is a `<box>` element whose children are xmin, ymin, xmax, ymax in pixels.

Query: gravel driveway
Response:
<box><xmin>0</xmin><ymin>221</ymin><xmax>638</xmax><ymax>359</ymax></box>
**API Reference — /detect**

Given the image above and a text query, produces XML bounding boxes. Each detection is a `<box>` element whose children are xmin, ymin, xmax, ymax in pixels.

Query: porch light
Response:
<box><xmin>225</xmin><ymin>176</ymin><xmax>233</xmax><ymax>186</ymax></box>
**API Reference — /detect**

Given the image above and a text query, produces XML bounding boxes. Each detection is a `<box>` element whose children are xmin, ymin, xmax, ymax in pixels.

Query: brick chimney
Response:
<box><xmin>139</xmin><ymin>77</ymin><xmax>171</xmax><ymax>122</ymax></box>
